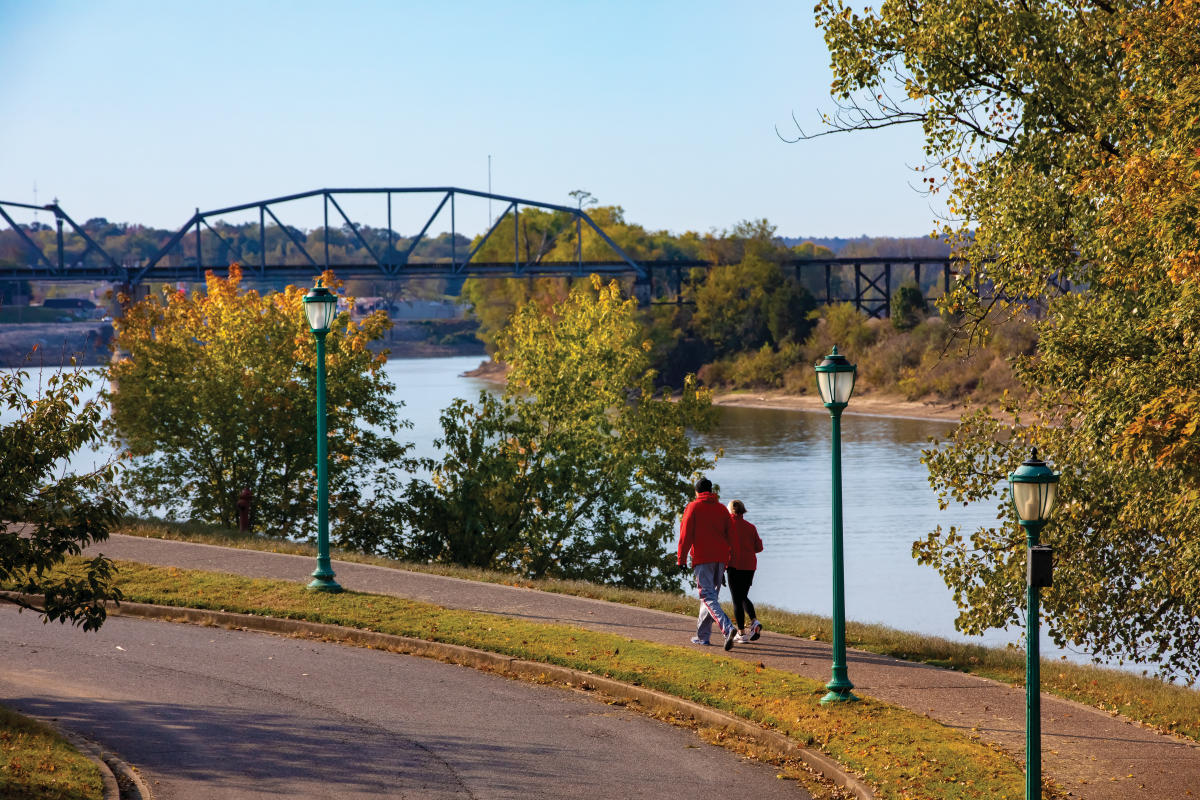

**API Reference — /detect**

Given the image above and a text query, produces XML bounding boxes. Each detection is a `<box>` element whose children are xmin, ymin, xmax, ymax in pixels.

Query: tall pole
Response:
<box><xmin>1023</xmin><ymin>519</ymin><xmax>1043</xmax><ymax>799</ymax></box>
<box><xmin>309</xmin><ymin>330</ymin><xmax>341</xmax><ymax>592</ymax></box>
<box><xmin>822</xmin><ymin>406</ymin><xmax>858</xmax><ymax>703</ymax></box>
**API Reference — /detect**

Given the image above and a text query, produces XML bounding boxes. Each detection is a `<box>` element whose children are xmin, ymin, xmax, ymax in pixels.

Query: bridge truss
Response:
<box><xmin>0</xmin><ymin>188</ymin><xmax>956</xmax><ymax>317</ymax></box>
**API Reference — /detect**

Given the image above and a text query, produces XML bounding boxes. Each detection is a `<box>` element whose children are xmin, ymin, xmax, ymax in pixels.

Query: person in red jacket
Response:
<box><xmin>726</xmin><ymin>499</ymin><xmax>764</xmax><ymax>643</ymax></box>
<box><xmin>677</xmin><ymin>477</ymin><xmax>737</xmax><ymax>650</ymax></box>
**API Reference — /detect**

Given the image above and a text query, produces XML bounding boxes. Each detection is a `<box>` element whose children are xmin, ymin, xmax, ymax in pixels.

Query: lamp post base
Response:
<box><xmin>308</xmin><ymin>561</ymin><xmax>342</xmax><ymax>593</ymax></box>
<box><xmin>820</xmin><ymin>689</ymin><xmax>860</xmax><ymax>704</ymax></box>
<box><xmin>821</xmin><ymin>676</ymin><xmax>860</xmax><ymax>704</ymax></box>
<box><xmin>307</xmin><ymin>576</ymin><xmax>343</xmax><ymax>592</ymax></box>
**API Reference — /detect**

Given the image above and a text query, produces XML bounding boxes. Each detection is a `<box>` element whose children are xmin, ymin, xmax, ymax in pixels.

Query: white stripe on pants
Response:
<box><xmin>693</xmin><ymin>562</ymin><xmax>733</xmax><ymax>641</ymax></box>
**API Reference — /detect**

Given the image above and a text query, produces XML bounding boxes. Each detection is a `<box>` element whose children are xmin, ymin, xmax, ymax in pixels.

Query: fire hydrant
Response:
<box><xmin>237</xmin><ymin>488</ymin><xmax>252</xmax><ymax>533</ymax></box>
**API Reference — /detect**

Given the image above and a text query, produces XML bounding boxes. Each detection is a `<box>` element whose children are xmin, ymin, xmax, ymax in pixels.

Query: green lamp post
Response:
<box><xmin>814</xmin><ymin>346</ymin><xmax>859</xmax><ymax>704</ymax></box>
<box><xmin>1008</xmin><ymin>448</ymin><xmax>1060</xmax><ymax>800</ymax></box>
<box><xmin>303</xmin><ymin>281</ymin><xmax>343</xmax><ymax>593</ymax></box>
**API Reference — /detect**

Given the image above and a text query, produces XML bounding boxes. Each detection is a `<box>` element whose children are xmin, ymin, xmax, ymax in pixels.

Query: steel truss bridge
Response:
<box><xmin>0</xmin><ymin>188</ymin><xmax>956</xmax><ymax>317</ymax></box>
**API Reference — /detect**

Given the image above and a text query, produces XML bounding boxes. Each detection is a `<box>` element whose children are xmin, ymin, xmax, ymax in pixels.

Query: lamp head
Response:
<box><xmin>1008</xmin><ymin>447</ymin><xmax>1061</xmax><ymax>525</ymax></box>
<box><xmin>814</xmin><ymin>346</ymin><xmax>857</xmax><ymax>407</ymax></box>
<box><xmin>303</xmin><ymin>281</ymin><xmax>338</xmax><ymax>334</ymax></box>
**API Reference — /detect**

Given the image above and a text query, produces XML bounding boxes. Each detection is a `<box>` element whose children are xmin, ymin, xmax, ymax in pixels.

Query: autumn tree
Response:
<box><xmin>1</xmin><ymin>363</ymin><xmax>123</xmax><ymax>629</ymax></box>
<box><xmin>400</xmin><ymin>276</ymin><xmax>719</xmax><ymax>590</ymax></box>
<box><xmin>816</xmin><ymin>0</ymin><xmax>1200</xmax><ymax>677</ymax></box>
<box><xmin>107</xmin><ymin>265</ymin><xmax>412</xmax><ymax>539</ymax></box>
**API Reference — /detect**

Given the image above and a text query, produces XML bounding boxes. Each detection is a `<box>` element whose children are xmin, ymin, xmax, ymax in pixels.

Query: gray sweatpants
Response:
<box><xmin>693</xmin><ymin>562</ymin><xmax>734</xmax><ymax>641</ymax></box>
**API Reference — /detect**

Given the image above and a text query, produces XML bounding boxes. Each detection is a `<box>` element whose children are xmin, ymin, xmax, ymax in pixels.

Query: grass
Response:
<box><xmin>93</xmin><ymin>558</ymin><xmax>1029</xmax><ymax>799</ymax></box>
<box><xmin>0</xmin><ymin>704</ymin><xmax>103</xmax><ymax>800</ymax></box>
<box><xmin>117</xmin><ymin>518</ymin><xmax>1200</xmax><ymax>744</ymax></box>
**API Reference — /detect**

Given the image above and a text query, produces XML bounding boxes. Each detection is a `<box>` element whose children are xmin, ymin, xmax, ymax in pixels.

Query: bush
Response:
<box><xmin>890</xmin><ymin>282</ymin><xmax>928</xmax><ymax>331</ymax></box>
<box><xmin>808</xmin><ymin>303</ymin><xmax>879</xmax><ymax>357</ymax></box>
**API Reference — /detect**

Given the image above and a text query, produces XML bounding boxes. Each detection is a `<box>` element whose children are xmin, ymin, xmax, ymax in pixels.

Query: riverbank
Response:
<box><xmin>0</xmin><ymin>320</ymin><xmax>484</xmax><ymax>368</ymax></box>
<box><xmin>711</xmin><ymin>389</ymin><xmax>970</xmax><ymax>423</ymax></box>
<box><xmin>0</xmin><ymin>322</ymin><xmax>113</xmax><ymax>368</ymax></box>
<box><xmin>463</xmin><ymin>358</ymin><xmax>973</xmax><ymax>424</ymax></box>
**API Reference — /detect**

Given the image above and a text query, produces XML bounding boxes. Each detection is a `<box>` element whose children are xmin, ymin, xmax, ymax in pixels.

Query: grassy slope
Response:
<box><xmin>116</xmin><ymin>520</ymin><xmax>1200</xmax><ymax>745</ymax></box>
<box><xmin>0</xmin><ymin>704</ymin><xmax>103</xmax><ymax>800</ymax></box>
<box><xmin>103</xmin><ymin>559</ymin><xmax>1029</xmax><ymax>800</ymax></box>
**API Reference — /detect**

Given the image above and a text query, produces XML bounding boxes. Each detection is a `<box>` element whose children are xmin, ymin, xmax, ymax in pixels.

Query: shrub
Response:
<box><xmin>727</xmin><ymin>343</ymin><xmax>803</xmax><ymax>389</ymax></box>
<box><xmin>890</xmin><ymin>282</ymin><xmax>928</xmax><ymax>331</ymax></box>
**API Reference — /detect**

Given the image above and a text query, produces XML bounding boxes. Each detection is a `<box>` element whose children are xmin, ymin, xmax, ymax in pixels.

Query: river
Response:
<box><xmin>6</xmin><ymin>355</ymin><xmax>1071</xmax><ymax>658</ymax></box>
<box><xmin>393</xmin><ymin>357</ymin><xmax>1047</xmax><ymax>655</ymax></box>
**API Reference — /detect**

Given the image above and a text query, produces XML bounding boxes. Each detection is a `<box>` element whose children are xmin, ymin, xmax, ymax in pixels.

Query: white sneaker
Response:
<box><xmin>690</xmin><ymin>636</ymin><xmax>711</xmax><ymax>646</ymax></box>
<box><xmin>749</xmin><ymin>620</ymin><xmax>763</xmax><ymax>641</ymax></box>
<box><xmin>734</xmin><ymin>633</ymin><xmax>752</xmax><ymax>644</ymax></box>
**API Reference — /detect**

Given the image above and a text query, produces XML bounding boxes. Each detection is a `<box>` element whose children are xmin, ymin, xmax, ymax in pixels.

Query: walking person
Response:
<box><xmin>726</xmin><ymin>499</ymin><xmax>764</xmax><ymax>643</ymax></box>
<box><xmin>677</xmin><ymin>477</ymin><xmax>738</xmax><ymax>651</ymax></box>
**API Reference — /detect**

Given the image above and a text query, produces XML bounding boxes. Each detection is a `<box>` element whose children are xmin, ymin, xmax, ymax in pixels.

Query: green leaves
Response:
<box><xmin>400</xmin><ymin>276</ymin><xmax>719</xmax><ymax>590</ymax></box>
<box><xmin>817</xmin><ymin>0</ymin><xmax>1200</xmax><ymax>678</ymax></box>
<box><xmin>1</xmin><ymin>364</ymin><xmax>124</xmax><ymax>629</ymax></box>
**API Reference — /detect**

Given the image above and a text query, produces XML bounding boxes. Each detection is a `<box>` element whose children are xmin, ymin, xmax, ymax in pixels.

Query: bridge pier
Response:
<box><xmin>632</xmin><ymin>278</ymin><xmax>652</xmax><ymax>307</ymax></box>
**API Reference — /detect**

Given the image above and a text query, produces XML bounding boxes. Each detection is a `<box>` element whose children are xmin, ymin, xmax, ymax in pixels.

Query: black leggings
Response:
<box><xmin>726</xmin><ymin>567</ymin><xmax>756</xmax><ymax>630</ymax></box>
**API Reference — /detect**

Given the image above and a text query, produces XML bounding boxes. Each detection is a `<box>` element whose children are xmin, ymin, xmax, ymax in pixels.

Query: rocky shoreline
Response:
<box><xmin>0</xmin><ymin>321</ymin><xmax>484</xmax><ymax>369</ymax></box>
<box><xmin>0</xmin><ymin>322</ymin><xmax>114</xmax><ymax>368</ymax></box>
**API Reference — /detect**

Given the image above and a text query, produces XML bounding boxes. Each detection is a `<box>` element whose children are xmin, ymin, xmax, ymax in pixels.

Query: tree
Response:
<box><xmin>459</xmin><ymin>276</ymin><xmax>574</xmax><ymax>355</ymax></box>
<box><xmin>470</xmin><ymin>207</ymin><xmax>574</xmax><ymax>265</ymax></box>
<box><xmin>890</xmin><ymin>282</ymin><xmax>927</xmax><ymax>331</ymax></box>
<box><xmin>1</xmin><ymin>362</ymin><xmax>123</xmax><ymax>630</ymax></box>
<box><xmin>107</xmin><ymin>265</ymin><xmax>412</xmax><ymax>540</ymax></box>
<box><xmin>692</xmin><ymin>257</ymin><xmax>817</xmax><ymax>355</ymax></box>
<box><xmin>817</xmin><ymin>0</ymin><xmax>1200</xmax><ymax>677</ymax></box>
<box><xmin>401</xmin><ymin>276</ymin><xmax>719</xmax><ymax>590</ymax></box>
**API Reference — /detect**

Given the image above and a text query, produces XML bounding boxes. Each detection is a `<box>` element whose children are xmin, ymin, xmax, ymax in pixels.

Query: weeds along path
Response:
<box><xmin>88</xmin><ymin>533</ymin><xmax>1200</xmax><ymax>800</ymax></box>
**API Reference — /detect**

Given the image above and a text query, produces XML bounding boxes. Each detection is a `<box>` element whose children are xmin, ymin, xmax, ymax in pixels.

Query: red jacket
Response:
<box><xmin>677</xmin><ymin>492</ymin><xmax>731</xmax><ymax>566</ymax></box>
<box><xmin>728</xmin><ymin>516</ymin><xmax>763</xmax><ymax>570</ymax></box>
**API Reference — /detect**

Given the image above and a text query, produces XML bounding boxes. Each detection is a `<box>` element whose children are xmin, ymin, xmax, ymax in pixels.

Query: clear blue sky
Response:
<box><xmin>0</xmin><ymin>1</ymin><xmax>939</xmax><ymax>239</ymax></box>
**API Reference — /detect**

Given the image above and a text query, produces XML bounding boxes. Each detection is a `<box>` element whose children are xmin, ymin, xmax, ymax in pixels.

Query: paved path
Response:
<box><xmin>1</xmin><ymin>606</ymin><xmax>811</xmax><ymax>800</ymax></box>
<box><xmin>88</xmin><ymin>534</ymin><xmax>1200</xmax><ymax>798</ymax></box>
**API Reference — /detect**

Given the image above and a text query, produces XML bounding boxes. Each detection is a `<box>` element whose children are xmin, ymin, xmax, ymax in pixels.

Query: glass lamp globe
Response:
<box><xmin>303</xmin><ymin>283</ymin><xmax>338</xmax><ymax>334</ymax></box>
<box><xmin>814</xmin><ymin>346</ymin><xmax>857</xmax><ymax>407</ymax></box>
<box><xmin>1008</xmin><ymin>448</ymin><xmax>1061</xmax><ymax>524</ymax></box>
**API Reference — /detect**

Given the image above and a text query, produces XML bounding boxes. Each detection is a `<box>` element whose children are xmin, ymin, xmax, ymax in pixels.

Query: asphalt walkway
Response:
<box><xmin>88</xmin><ymin>534</ymin><xmax>1200</xmax><ymax>799</ymax></box>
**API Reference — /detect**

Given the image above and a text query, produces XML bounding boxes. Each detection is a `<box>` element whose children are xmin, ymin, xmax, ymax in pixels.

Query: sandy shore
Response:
<box><xmin>710</xmin><ymin>390</ymin><xmax>971</xmax><ymax>423</ymax></box>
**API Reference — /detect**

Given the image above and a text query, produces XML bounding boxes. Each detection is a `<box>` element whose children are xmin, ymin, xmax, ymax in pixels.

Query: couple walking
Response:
<box><xmin>676</xmin><ymin>477</ymin><xmax>763</xmax><ymax>651</ymax></box>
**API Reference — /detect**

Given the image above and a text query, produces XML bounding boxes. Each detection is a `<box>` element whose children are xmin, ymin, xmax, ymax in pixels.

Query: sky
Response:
<box><xmin>0</xmin><ymin>1</ymin><xmax>941</xmax><ymax>239</ymax></box>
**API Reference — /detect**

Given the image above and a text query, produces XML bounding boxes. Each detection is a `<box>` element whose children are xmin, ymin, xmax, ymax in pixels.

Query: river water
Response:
<box><xmin>7</xmin><ymin>356</ymin><xmax>1060</xmax><ymax>656</ymax></box>
<box><xmin>393</xmin><ymin>357</ymin><xmax>1040</xmax><ymax>653</ymax></box>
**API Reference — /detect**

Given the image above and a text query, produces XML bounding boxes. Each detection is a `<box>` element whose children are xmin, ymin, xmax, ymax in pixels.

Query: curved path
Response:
<box><xmin>85</xmin><ymin>534</ymin><xmax>1200</xmax><ymax>798</ymax></box>
<box><xmin>1</xmin><ymin>606</ymin><xmax>811</xmax><ymax>800</ymax></box>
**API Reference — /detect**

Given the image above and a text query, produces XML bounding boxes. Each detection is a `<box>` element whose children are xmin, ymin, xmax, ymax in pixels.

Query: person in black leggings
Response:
<box><xmin>725</xmin><ymin>499</ymin><xmax>764</xmax><ymax>643</ymax></box>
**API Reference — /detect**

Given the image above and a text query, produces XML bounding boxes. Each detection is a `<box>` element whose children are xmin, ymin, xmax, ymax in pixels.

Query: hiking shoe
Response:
<box><xmin>690</xmin><ymin>636</ymin><xmax>711</xmax><ymax>646</ymax></box>
<box><xmin>724</xmin><ymin>626</ymin><xmax>736</xmax><ymax>651</ymax></box>
<box><xmin>749</xmin><ymin>620</ymin><xmax>763</xmax><ymax>641</ymax></box>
